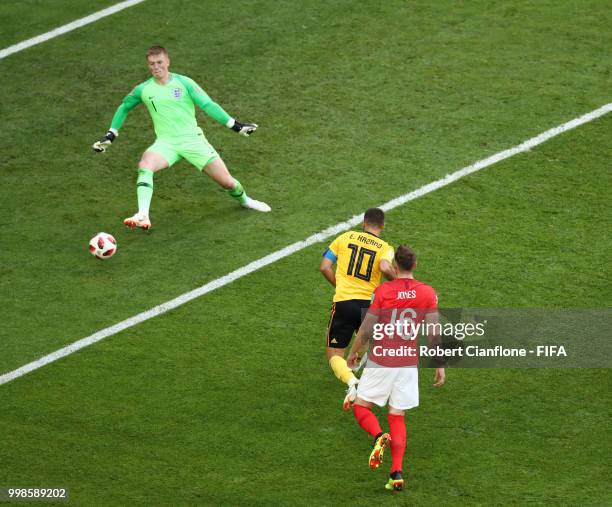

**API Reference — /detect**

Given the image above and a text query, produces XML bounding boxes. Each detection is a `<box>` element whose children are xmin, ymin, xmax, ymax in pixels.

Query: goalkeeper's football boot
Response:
<box><xmin>342</xmin><ymin>382</ymin><xmax>358</xmax><ymax>411</ymax></box>
<box><xmin>369</xmin><ymin>432</ymin><xmax>391</xmax><ymax>470</ymax></box>
<box><xmin>385</xmin><ymin>471</ymin><xmax>404</xmax><ymax>491</ymax></box>
<box><xmin>241</xmin><ymin>197</ymin><xmax>271</xmax><ymax>212</ymax></box>
<box><xmin>123</xmin><ymin>212</ymin><xmax>152</xmax><ymax>230</ymax></box>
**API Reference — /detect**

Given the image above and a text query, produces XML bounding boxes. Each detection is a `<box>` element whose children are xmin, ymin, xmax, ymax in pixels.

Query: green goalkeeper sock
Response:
<box><xmin>137</xmin><ymin>169</ymin><xmax>154</xmax><ymax>215</ymax></box>
<box><xmin>226</xmin><ymin>178</ymin><xmax>248</xmax><ymax>205</ymax></box>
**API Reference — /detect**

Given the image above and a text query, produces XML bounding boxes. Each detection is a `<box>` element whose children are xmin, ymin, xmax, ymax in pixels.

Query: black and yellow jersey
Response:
<box><xmin>324</xmin><ymin>231</ymin><xmax>394</xmax><ymax>302</ymax></box>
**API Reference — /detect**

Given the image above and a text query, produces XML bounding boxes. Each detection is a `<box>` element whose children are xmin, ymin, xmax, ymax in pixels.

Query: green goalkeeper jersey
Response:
<box><xmin>110</xmin><ymin>73</ymin><xmax>231</xmax><ymax>138</ymax></box>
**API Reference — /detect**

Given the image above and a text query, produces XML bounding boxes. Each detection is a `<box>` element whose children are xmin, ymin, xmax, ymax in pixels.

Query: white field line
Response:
<box><xmin>0</xmin><ymin>0</ymin><xmax>147</xmax><ymax>60</ymax></box>
<box><xmin>1</xmin><ymin>103</ymin><xmax>610</xmax><ymax>386</ymax></box>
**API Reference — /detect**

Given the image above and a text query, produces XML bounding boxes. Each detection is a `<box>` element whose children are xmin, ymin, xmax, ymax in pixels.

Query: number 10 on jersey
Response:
<box><xmin>346</xmin><ymin>244</ymin><xmax>377</xmax><ymax>282</ymax></box>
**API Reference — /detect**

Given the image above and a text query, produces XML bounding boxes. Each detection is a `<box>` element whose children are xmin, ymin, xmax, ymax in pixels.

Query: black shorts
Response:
<box><xmin>326</xmin><ymin>299</ymin><xmax>371</xmax><ymax>349</ymax></box>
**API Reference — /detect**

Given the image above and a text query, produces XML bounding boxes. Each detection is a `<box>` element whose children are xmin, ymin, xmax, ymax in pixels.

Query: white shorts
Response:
<box><xmin>357</xmin><ymin>366</ymin><xmax>419</xmax><ymax>410</ymax></box>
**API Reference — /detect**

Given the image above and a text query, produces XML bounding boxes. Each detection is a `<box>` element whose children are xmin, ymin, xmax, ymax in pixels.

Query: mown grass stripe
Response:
<box><xmin>1</xmin><ymin>102</ymin><xmax>610</xmax><ymax>387</ymax></box>
<box><xmin>0</xmin><ymin>0</ymin><xmax>147</xmax><ymax>60</ymax></box>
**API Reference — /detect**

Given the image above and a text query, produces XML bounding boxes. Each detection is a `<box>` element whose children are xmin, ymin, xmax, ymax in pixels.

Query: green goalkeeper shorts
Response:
<box><xmin>146</xmin><ymin>133</ymin><xmax>219</xmax><ymax>170</ymax></box>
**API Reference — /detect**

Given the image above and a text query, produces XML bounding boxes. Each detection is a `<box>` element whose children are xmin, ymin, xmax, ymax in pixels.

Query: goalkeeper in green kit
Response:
<box><xmin>93</xmin><ymin>46</ymin><xmax>270</xmax><ymax>229</ymax></box>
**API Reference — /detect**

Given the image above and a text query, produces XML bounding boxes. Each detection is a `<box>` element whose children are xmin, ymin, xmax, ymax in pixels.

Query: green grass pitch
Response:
<box><xmin>0</xmin><ymin>0</ymin><xmax>610</xmax><ymax>504</ymax></box>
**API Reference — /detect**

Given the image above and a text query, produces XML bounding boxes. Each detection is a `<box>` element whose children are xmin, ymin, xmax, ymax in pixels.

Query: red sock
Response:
<box><xmin>352</xmin><ymin>404</ymin><xmax>382</xmax><ymax>439</ymax></box>
<box><xmin>388</xmin><ymin>413</ymin><xmax>406</xmax><ymax>472</ymax></box>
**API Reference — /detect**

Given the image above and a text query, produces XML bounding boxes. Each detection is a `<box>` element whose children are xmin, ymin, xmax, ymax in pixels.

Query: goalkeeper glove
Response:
<box><xmin>227</xmin><ymin>119</ymin><xmax>258</xmax><ymax>136</ymax></box>
<box><xmin>92</xmin><ymin>129</ymin><xmax>118</xmax><ymax>153</ymax></box>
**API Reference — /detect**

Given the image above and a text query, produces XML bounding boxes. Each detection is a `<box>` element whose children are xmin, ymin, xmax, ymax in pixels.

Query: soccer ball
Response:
<box><xmin>89</xmin><ymin>232</ymin><xmax>117</xmax><ymax>260</ymax></box>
